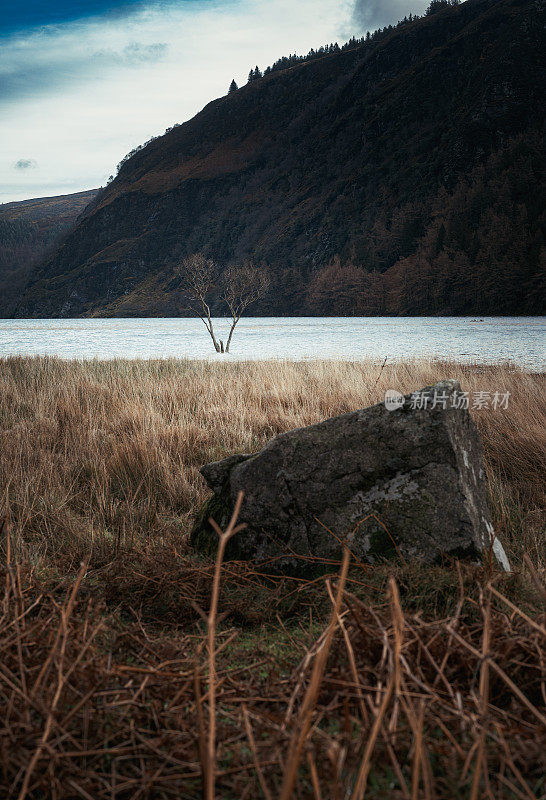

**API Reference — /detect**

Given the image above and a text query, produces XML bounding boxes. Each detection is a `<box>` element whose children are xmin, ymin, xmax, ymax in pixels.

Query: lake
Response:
<box><xmin>0</xmin><ymin>317</ymin><xmax>544</xmax><ymax>369</ymax></box>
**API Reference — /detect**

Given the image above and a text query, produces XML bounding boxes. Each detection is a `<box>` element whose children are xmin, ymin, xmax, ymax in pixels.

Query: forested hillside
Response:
<box><xmin>12</xmin><ymin>0</ymin><xmax>545</xmax><ymax>318</ymax></box>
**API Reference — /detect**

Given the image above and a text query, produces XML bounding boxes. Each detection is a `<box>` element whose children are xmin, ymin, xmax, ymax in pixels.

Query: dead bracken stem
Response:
<box><xmin>279</xmin><ymin>546</ymin><xmax>351</xmax><ymax>800</ymax></box>
<box><xmin>470</xmin><ymin>585</ymin><xmax>491</xmax><ymax>800</ymax></box>
<box><xmin>17</xmin><ymin>561</ymin><xmax>87</xmax><ymax>800</ymax></box>
<box><xmin>1</xmin><ymin>542</ymin><xmax>545</xmax><ymax>798</ymax></box>
<box><xmin>202</xmin><ymin>491</ymin><xmax>245</xmax><ymax>800</ymax></box>
<box><xmin>242</xmin><ymin>704</ymin><xmax>273</xmax><ymax>800</ymax></box>
<box><xmin>350</xmin><ymin>577</ymin><xmax>404</xmax><ymax>800</ymax></box>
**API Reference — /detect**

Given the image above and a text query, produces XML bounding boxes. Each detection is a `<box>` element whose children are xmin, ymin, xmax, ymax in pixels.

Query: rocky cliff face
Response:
<box><xmin>0</xmin><ymin>190</ymin><xmax>97</xmax><ymax>316</ymax></box>
<box><xmin>14</xmin><ymin>0</ymin><xmax>545</xmax><ymax>318</ymax></box>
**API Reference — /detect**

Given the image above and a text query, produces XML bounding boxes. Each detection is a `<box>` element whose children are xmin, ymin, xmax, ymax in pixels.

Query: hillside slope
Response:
<box><xmin>15</xmin><ymin>0</ymin><xmax>545</xmax><ymax>318</ymax></box>
<box><xmin>0</xmin><ymin>190</ymin><xmax>97</xmax><ymax>316</ymax></box>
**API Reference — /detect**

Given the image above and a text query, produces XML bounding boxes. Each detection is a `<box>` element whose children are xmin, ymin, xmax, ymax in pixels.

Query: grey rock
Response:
<box><xmin>201</xmin><ymin>454</ymin><xmax>252</xmax><ymax>494</ymax></box>
<box><xmin>191</xmin><ymin>381</ymin><xmax>510</xmax><ymax>573</ymax></box>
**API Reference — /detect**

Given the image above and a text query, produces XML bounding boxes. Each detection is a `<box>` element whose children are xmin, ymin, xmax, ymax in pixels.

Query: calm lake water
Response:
<box><xmin>0</xmin><ymin>317</ymin><xmax>544</xmax><ymax>369</ymax></box>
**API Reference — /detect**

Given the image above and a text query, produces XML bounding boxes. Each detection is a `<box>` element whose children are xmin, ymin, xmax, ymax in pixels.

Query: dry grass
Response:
<box><xmin>0</xmin><ymin>355</ymin><xmax>545</xmax><ymax>798</ymax></box>
<box><xmin>0</xmin><ymin>356</ymin><xmax>544</xmax><ymax>571</ymax></box>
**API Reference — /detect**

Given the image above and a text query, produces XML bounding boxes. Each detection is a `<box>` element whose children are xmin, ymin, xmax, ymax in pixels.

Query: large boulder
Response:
<box><xmin>191</xmin><ymin>381</ymin><xmax>510</xmax><ymax>573</ymax></box>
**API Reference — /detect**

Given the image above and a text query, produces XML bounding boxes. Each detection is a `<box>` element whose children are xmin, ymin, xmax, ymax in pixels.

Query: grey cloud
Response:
<box><xmin>352</xmin><ymin>0</ymin><xmax>429</xmax><ymax>32</ymax></box>
<box><xmin>92</xmin><ymin>41</ymin><xmax>168</xmax><ymax>65</ymax></box>
<box><xmin>13</xmin><ymin>158</ymin><xmax>38</xmax><ymax>170</ymax></box>
<box><xmin>0</xmin><ymin>41</ymin><xmax>168</xmax><ymax>106</ymax></box>
<box><xmin>122</xmin><ymin>41</ymin><xmax>168</xmax><ymax>63</ymax></box>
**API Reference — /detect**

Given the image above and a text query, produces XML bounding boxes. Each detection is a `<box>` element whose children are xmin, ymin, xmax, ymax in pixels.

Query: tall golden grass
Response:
<box><xmin>0</xmin><ymin>356</ymin><xmax>544</xmax><ymax>571</ymax></box>
<box><xmin>0</xmin><ymin>356</ymin><xmax>545</xmax><ymax>799</ymax></box>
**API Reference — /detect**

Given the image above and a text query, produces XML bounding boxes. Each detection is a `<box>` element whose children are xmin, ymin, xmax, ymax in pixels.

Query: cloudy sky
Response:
<box><xmin>1</xmin><ymin>0</ymin><xmax>428</xmax><ymax>203</ymax></box>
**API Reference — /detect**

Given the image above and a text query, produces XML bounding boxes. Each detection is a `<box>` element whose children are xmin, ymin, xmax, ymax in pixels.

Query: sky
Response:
<box><xmin>0</xmin><ymin>0</ymin><xmax>429</xmax><ymax>203</ymax></box>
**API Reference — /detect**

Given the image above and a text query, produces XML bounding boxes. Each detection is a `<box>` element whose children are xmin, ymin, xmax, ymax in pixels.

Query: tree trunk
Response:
<box><xmin>208</xmin><ymin>331</ymin><xmax>221</xmax><ymax>352</ymax></box>
<box><xmin>204</xmin><ymin>315</ymin><xmax>221</xmax><ymax>352</ymax></box>
<box><xmin>225</xmin><ymin>319</ymin><xmax>238</xmax><ymax>353</ymax></box>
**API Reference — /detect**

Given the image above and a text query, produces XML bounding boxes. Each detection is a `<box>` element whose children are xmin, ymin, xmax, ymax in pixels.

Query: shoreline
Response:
<box><xmin>1</xmin><ymin>316</ymin><xmax>545</xmax><ymax>369</ymax></box>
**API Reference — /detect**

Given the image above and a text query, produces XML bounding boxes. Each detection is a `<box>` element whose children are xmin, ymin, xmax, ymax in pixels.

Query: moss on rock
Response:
<box><xmin>190</xmin><ymin>493</ymin><xmax>233</xmax><ymax>557</ymax></box>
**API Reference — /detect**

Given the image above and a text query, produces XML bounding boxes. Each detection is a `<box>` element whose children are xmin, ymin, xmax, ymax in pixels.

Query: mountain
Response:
<box><xmin>13</xmin><ymin>0</ymin><xmax>545</xmax><ymax>318</ymax></box>
<box><xmin>0</xmin><ymin>190</ymin><xmax>98</xmax><ymax>316</ymax></box>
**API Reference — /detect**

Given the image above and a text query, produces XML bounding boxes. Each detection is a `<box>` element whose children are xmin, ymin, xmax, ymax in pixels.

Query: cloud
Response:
<box><xmin>1</xmin><ymin>0</ymin><xmax>150</xmax><ymax>35</ymax></box>
<box><xmin>0</xmin><ymin>0</ymin><xmax>354</xmax><ymax>202</ymax></box>
<box><xmin>121</xmin><ymin>41</ymin><xmax>168</xmax><ymax>63</ymax></box>
<box><xmin>13</xmin><ymin>158</ymin><xmax>38</xmax><ymax>170</ymax></box>
<box><xmin>93</xmin><ymin>40</ymin><xmax>169</xmax><ymax>66</ymax></box>
<box><xmin>0</xmin><ymin>24</ymin><xmax>170</xmax><ymax>102</ymax></box>
<box><xmin>351</xmin><ymin>0</ymin><xmax>429</xmax><ymax>32</ymax></box>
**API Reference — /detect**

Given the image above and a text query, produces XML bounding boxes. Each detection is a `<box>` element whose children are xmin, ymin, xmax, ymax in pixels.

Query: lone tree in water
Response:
<box><xmin>181</xmin><ymin>253</ymin><xmax>269</xmax><ymax>353</ymax></box>
<box><xmin>181</xmin><ymin>254</ymin><xmax>222</xmax><ymax>352</ymax></box>
<box><xmin>222</xmin><ymin>261</ymin><xmax>270</xmax><ymax>352</ymax></box>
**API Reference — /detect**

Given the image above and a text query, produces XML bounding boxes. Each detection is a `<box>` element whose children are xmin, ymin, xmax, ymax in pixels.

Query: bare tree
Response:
<box><xmin>221</xmin><ymin>262</ymin><xmax>270</xmax><ymax>352</ymax></box>
<box><xmin>181</xmin><ymin>253</ymin><xmax>223</xmax><ymax>352</ymax></box>
<box><xmin>181</xmin><ymin>254</ymin><xmax>270</xmax><ymax>353</ymax></box>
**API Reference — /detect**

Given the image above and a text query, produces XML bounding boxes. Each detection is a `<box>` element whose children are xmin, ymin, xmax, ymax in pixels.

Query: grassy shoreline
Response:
<box><xmin>0</xmin><ymin>356</ymin><xmax>545</xmax><ymax>798</ymax></box>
